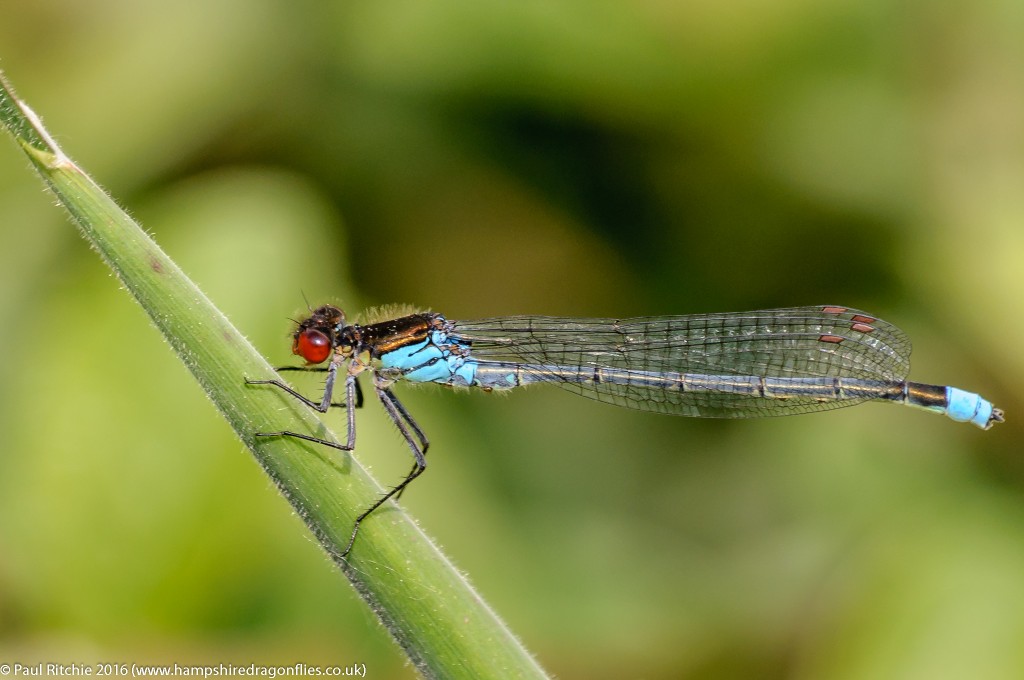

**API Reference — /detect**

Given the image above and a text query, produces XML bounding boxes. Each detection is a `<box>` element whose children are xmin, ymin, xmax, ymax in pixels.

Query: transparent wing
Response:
<box><xmin>448</xmin><ymin>306</ymin><xmax>912</xmax><ymax>418</ymax></box>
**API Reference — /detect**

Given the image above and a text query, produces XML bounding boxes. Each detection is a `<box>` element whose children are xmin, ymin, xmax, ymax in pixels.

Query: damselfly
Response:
<box><xmin>247</xmin><ymin>304</ymin><xmax>1002</xmax><ymax>556</ymax></box>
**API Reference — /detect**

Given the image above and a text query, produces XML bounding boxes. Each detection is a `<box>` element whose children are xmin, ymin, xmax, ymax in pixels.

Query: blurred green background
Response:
<box><xmin>1</xmin><ymin>1</ymin><xmax>1022</xmax><ymax>678</ymax></box>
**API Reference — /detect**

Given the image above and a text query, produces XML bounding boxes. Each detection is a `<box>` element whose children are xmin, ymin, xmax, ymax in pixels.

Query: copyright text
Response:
<box><xmin>0</xmin><ymin>663</ymin><xmax>366</xmax><ymax>678</ymax></box>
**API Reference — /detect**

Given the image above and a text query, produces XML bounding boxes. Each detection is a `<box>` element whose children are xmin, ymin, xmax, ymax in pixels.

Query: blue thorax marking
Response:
<box><xmin>378</xmin><ymin>328</ymin><xmax>478</xmax><ymax>386</ymax></box>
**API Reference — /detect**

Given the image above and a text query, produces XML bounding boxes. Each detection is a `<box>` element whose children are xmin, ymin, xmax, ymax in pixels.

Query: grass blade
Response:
<box><xmin>0</xmin><ymin>69</ymin><xmax>548</xmax><ymax>680</ymax></box>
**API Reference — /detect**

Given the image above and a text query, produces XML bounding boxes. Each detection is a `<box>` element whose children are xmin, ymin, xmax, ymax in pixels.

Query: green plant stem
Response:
<box><xmin>0</xmin><ymin>70</ymin><xmax>548</xmax><ymax>680</ymax></box>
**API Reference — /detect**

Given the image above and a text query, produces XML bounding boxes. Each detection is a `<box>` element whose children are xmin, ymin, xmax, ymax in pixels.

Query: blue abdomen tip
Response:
<box><xmin>946</xmin><ymin>387</ymin><xmax>995</xmax><ymax>429</ymax></box>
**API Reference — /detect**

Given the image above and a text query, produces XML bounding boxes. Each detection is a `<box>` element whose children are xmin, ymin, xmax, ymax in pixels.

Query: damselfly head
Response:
<box><xmin>292</xmin><ymin>304</ymin><xmax>347</xmax><ymax>364</ymax></box>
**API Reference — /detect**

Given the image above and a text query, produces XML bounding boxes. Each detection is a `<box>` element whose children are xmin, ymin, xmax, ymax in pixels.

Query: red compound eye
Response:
<box><xmin>293</xmin><ymin>329</ymin><xmax>331</xmax><ymax>364</ymax></box>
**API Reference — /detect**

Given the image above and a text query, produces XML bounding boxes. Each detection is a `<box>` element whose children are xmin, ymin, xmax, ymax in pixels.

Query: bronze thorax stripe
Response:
<box><xmin>361</xmin><ymin>314</ymin><xmax>437</xmax><ymax>357</ymax></box>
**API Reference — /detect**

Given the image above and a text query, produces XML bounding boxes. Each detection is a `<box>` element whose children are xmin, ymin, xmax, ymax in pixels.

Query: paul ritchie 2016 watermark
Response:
<box><xmin>0</xmin><ymin>663</ymin><xmax>367</xmax><ymax>678</ymax></box>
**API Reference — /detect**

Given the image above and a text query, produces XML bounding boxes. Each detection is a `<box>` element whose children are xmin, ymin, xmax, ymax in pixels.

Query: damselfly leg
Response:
<box><xmin>246</xmin><ymin>366</ymin><xmax>359</xmax><ymax>452</ymax></box>
<box><xmin>247</xmin><ymin>364</ymin><xmax>428</xmax><ymax>556</ymax></box>
<box><xmin>372</xmin><ymin>378</ymin><xmax>429</xmax><ymax>500</ymax></box>
<box><xmin>275</xmin><ymin>366</ymin><xmax>365</xmax><ymax>409</ymax></box>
